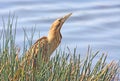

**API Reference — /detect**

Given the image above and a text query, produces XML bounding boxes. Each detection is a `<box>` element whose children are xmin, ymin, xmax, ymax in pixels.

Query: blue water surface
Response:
<box><xmin>0</xmin><ymin>0</ymin><xmax>120</xmax><ymax>62</ymax></box>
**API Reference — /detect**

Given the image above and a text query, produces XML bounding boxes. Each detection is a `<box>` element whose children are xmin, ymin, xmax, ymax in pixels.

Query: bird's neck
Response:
<box><xmin>47</xmin><ymin>30</ymin><xmax>62</xmax><ymax>43</ymax></box>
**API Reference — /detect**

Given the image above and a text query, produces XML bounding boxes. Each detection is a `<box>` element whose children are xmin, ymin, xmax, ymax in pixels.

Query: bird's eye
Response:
<box><xmin>58</xmin><ymin>19</ymin><xmax>61</xmax><ymax>22</ymax></box>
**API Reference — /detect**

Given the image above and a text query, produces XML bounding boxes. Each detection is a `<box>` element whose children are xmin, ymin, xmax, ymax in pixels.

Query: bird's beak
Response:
<box><xmin>58</xmin><ymin>13</ymin><xmax>72</xmax><ymax>30</ymax></box>
<box><xmin>60</xmin><ymin>13</ymin><xmax>72</xmax><ymax>23</ymax></box>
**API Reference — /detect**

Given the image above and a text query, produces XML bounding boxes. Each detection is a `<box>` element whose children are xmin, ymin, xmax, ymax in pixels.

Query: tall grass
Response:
<box><xmin>0</xmin><ymin>15</ymin><xmax>119</xmax><ymax>81</ymax></box>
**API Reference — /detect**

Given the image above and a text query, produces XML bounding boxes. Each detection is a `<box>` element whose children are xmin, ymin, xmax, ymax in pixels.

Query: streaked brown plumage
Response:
<box><xmin>21</xmin><ymin>13</ymin><xmax>72</xmax><ymax>66</ymax></box>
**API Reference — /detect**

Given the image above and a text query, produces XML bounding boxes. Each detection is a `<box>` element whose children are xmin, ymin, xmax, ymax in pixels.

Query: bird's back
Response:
<box><xmin>21</xmin><ymin>37</ymin><xmax>49</xmax><ymax>66</ymax></box>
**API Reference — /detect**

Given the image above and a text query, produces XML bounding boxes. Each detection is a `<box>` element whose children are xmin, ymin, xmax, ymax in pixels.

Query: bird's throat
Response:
<box><xmin>46</xmin><ymin>30</ymin><xmax>62</xmax><ymax>55</ymax></box>
<box><xmin>48</xmin><ymin>30</ymin><xmax>62</xmax><ymax>46</ymax></box>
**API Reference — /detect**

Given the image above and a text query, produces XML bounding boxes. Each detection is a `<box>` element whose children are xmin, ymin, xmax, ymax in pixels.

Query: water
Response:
<box><xmin>0</xmin><ymin>0</ymin><xmax>120</xmax><ymax>62</ymax></box>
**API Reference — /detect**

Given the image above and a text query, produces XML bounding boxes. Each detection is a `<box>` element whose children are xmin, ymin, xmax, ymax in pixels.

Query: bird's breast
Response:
<box><xmin>48</xmin><ymin>35</ymin><xmax>62</xmax><ymax>54</ymax></box>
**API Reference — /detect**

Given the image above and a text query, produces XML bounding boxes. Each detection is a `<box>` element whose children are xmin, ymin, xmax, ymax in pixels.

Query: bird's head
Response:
<box><xmin>48</xmin><ymin>13</ymin><xmax>72</xmax><ymax>42</ymax></box>
<box><xmin>50</xmin><ymin>13</ymin><xmax>72</xmax><ymax>32</ymax></box>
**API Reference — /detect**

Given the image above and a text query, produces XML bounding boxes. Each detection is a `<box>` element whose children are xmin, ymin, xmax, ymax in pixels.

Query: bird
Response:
<box><xmin>21</xmin><ymin>13</ymin><xmax>72</xmax><ymax>67</ymax></box>
<box><xmin>13</xmin><ymin>13</ymin><xmax>72</xmax><ymax>80</ymax></box>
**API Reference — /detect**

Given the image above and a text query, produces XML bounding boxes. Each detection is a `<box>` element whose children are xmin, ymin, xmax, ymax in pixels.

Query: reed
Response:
<box><xmin>0</xmin><ymin>15</ymin><xmax>119</xmax><ymax>81</ymax></box>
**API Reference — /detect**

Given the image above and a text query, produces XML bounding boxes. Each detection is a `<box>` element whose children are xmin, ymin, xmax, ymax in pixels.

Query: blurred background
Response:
<box><xmin>0</xmin><ymin>0</ymin><xmax>120</xmax><ymax>62</ymax></box>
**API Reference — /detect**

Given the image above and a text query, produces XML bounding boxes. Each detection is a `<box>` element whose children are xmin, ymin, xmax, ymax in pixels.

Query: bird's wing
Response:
<box><xmin>33</xmin><ymin>36</ymin><xmax>48</xmax><ymax>56</ymax></box>
<box><xmin>22</xmin><ymin>36</ymin><xmax>48</xmax><ymax>65</ymax></box>
<box><xmin>27</xmin><ymin>36</ymin><xmax>48</xmax><ymax>57</ymax></box>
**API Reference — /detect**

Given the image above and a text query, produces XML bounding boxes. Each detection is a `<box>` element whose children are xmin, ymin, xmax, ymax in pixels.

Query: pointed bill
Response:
<box><xmin>60</xmin><ymin>13</ymin><xmax>72</xmax><ymax>23</ymax></box>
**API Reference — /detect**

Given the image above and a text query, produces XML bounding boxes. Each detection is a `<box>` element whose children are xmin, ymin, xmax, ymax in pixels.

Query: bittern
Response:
<box><xmin>21</xmin><ymin>13</ymin><xmax>72</xmax><ymax>67</ymax></box>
